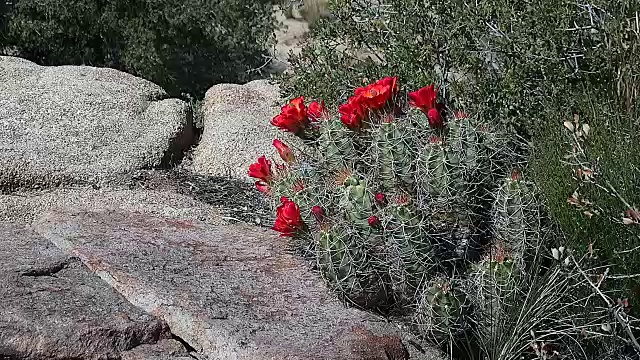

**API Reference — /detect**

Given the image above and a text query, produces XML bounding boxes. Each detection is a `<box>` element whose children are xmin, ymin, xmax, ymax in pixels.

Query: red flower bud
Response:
<box><xmin>248</xmin><ymin>156</ymin><xmax>272</xmax><ymax>183</ymax></box>
<box><xmin>408</xmin><ymin>85</ymin><xmax>445</xmax><ymax>128</ymax></box>
<box><xmin>511</xmin><ymin>169</ymin><xmax>522</xmax><ymax>181</ymax></box>
<box><xmin>382</xmin><ymin>114</ymin><xmax>395</xmax><ymax>123</ymax></box>
<box><xmin>272</xmin><ymin>197</ymin><xmax>304</xmax><ymax>237</ymax></box>
<box><xmin>311</xmin><ymin>205</ymin><xmax>326</xmax><ymax>222</ymax></box>
<box><xmin>273</xmin><ymin>139</ymin><xmax>295</xmax><ymax>163</ymax></box>
<box><xmin>427</xmin><ymin>108</ymin><xmax>442</xmax><ymax>129</ymax></box>
<box><xmin>374</xmin><ymin>193</ymin><xmax>387</xmax><ymax>204</ymax></box>
<box><xmin>368</xmin><ymin>215</ymin><xmax>381</xmax><ymax>228</ymax></box>
<box><xmin>292</xmin><ymin>180</ymin><xmax>304</xmax><ymax>193</ymax></box>
<box><xmin>454</xmin><ymin>111</ymin><xmax>469</xmax><ymax>119</ymax></box>
<box><xmin>394</xmin><ymin>194</ymin><xmax>410</xmax><ymax>206</ymax></box>
<box><xmin>308</xmin><ymin>100</ymin><xmax>327</xmax><ymax>120</ymax></box>
<box><xmin>626</xmin><ymin>209</ymin><xmax>640</xmax><ymax>222</ymax></box>
<box><xmin>255</xmin><ymin>181</ymin><xmax>271</xmax><ymax>195</ymax></box>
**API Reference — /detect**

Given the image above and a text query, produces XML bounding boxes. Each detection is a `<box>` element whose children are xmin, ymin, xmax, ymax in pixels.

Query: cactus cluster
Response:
<box><xmin>247</xmin><ymin>77</ymin><xmax>637</xmax><ymax>358</ymax></box>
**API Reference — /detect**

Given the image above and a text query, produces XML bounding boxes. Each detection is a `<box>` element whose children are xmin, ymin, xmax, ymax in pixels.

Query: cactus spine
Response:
<box><xmin>374</xmin><ymin>121</ymin><xmax>414</xmax><ymax>190</ymax></box>
<box><xmin>385</xmin><ymin>197</ymin><xmax>434</xmax><ymax>303</ymax></box>
<box><xmin>414</xmin><ymin>277</ymin><xmax>465</xmax><ymax>343</ymax></box>
<box><xmin>338</xmin><ymin>176</ymin><xmax>373</xmax><ymax>230</ymax></box>
<box><xmin>318</xmin><ymin>118</ymin><xmax>356</xmax><ymax>171</ymax></box>
<box><xmin>316</xmin><ymin>225</ymin><xmax>389</xmax><ymax>308</ymax></box>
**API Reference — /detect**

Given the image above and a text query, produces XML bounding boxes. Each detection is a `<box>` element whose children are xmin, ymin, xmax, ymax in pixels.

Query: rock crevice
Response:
<box><xmin>19</xmin><ymin>258</ymin><xmax>70</xmax><ymax>277</ymax></box>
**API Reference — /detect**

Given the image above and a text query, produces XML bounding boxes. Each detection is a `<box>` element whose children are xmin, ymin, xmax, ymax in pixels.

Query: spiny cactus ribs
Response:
<box><xmin>246</xmin><ymin>76</ymin><xmax>597</xmax><ymax>356</ymax></box>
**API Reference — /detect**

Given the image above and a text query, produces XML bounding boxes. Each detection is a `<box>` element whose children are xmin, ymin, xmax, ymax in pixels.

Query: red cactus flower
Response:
<box><xmin>368</xmin><ymin>215</ymin><xmax>381</xmax><ymax>228</ymax></box>
<box><xmin>511</xmin><ymin>169</ymin><xmax>522</xmax><ymax>181</ymax></box>
<box><xmin>355</xmin><ymin>76</ymin><xmax>399</xmax><ymax>110</ymax></box>
<box><xmin>273</xmin><ymin>197</ymin><xmax>304</xmax><ymax>237</ymax></box>
<box><xmin>248</xmin><ymin>156</ymin><xmax>272</xmax><ymax>183</ymax></box>
<box><xmin>427</xmin><ymin>108</ymin><xmax>442</xmax><ymax>128</ymax></box>
<box><xmin>374</xmin><ymin>192</ymin><xmax>387</xmax><ymax>205</ymax></box>
<box><xmin>339</xmin><ymin>96</ymin><xmax>368</xmax><ymax>129</ymax></box>
<box><xmin>273</xmin><ymin>139</ymin><xmax>295</xmax><ymax>163</ymax></box>
<box><xmin>308</xmin><ymin>100</ymin><xmax>327</xmax><ymax>120</ymax></box>
<box><xmin>409</xmin><ymin>85</ymin><xmax>438</xmax><ymax>110</ymax></box>
<box><xmin>311</xmin><ymin>205</ymin><xmax>326</xmax><ymax>223</ymax></box>
<box><xmin>271</xmin><ymin>97</ymin><xmax>309</xmax><ymax>134</ymax></box>
<box><xmin>408</xmin><ymin>85</ymin><xmax>444</xmax><ymax>128</ymax></box>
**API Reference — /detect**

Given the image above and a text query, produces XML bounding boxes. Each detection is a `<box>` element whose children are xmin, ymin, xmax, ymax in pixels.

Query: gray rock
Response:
<box><xmin>34</xmin><ymin>210</ymin><xmax>446</xmax><ymax>360</ymax></box>
<box><xmin>0</xmin><ymin>222</ymin><xmax>171</xmax><ymax>359</ymax></box>
<box><xmin>188</xmin><ymin>80</ymin><xmax>301</xmax><ymax>181</ymax></box>
<box><xmin>0</xmin><ymin>56</ymin><xmax>194</xmax><ymax>191</ymax></box>
<box><xmin>121</xmin><ymin>339</ymin><xmax>193</xmax><ymax>360</ymax></box>
<box><xmin>0</xmin><ymin>187</ymin><xmax>225</xmax><ymax>225</ymax></box>
<box><xmin>271</xmin><ymin>11</ymin><xmax>310</xmax><ymax>73</ymax></box>
<box><xmin>0</xmin><ymin>168</ymin><xmax>272</xmax><ymax>226</ymax></box>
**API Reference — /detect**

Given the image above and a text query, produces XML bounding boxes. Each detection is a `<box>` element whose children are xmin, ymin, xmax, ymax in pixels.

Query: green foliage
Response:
<box><xmin>279</xmin><ymin>0</ymin><xmax>639</xmax><ymax>133</ymax></box>
<box><xmin>0</xmin><ymin>1</ymin><xmax>10</xmax><ymax>42</ymax></box>
<box><xmin>278</xmin><ymin>0</ymin><xmax>640</xmax><ymax>322</ymax></box>
<box><xmin>527</xmin><ymin>3</ymin><xmax>640</xmax><ymax>306</ymax></box>
<box><xmin>2</xmin><ymin>0</ymin><xmax>275</xmax><ymax>98</ymax></box>
<box><xmin>533</xmin><ymin>110</ymin><xmax>640</xmax><ymax>302</ymax></box>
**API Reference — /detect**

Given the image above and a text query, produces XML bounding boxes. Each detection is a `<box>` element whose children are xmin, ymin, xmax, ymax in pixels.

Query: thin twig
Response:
<box><xmin>571</xmin><ymin>253</ymin><xmax>640</xmax><ymax>352</ymax></box>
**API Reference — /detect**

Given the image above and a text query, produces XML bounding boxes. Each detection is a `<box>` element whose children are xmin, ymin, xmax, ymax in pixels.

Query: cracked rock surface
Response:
<box><xmin>0</xmin><ymin>222</ymin><xmax>172</xmax><ymax>359</ymax></box>
<box><xmin>34</xmin><ymin>209</ymin><xmax>446</xmax><ymax>360</ymax></box>
<box><xmin>0</xmin><ymin>56</ymin><xmax>194</xmax><ymax>192</ymax></box>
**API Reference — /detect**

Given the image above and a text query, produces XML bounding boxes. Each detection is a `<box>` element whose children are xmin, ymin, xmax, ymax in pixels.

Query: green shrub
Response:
<box><xmin>0</xmin><ymin>1</ymin><xmax>12</xmax><ymax>44</ymax></box>
<box><xmin>533</xmin><ymin>109</ymin><xmax>640</xmax><ymax>302</ymax></box>
<box><xmin>280</xmin><ymin>0</ymin><xmax>637</xmax><ymax>133</ymax></box>
<box><xmin>279</xmin><ymin>0</ymin><xmax>640</xmax><ymax>303</ymax></box>
<box><xmin>2</xmin><ymin>0</ymin><xmax>275</xmax><ymax>98</ymax></box>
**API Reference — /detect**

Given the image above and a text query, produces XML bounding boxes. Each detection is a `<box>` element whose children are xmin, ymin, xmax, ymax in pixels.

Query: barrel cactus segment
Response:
<box><xmin>413</xmin><ymin>277</ymin><xmax>466</xmax><ymax>344</ymax></box>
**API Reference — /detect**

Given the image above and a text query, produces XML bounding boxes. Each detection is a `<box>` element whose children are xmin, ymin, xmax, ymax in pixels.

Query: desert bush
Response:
<box><xmin>2</xmin><ymin>0</ymin><xmax>275</xmax><ymax>98</ymax></box>
<box><xmin>279</xmin><ymin>0</ymin><xmax>638</xmax><ymax>134</ymax></box>
<box><xmin>533</xmin><ymin>110</ymin><xmax>640</xmax><ymax>304</ymax></box>
<box><xmin>278</xmin><ymin>0</ymin><xmax>640</xmax><ymax>307</ymax></box>
<box><xmin>0</xmin><ymin>1</ymin><xmax>13</xmax><ymax>45</ymax></box>
<box><xmin>248</xmin><ymin>77</ymin><xmax>640</xmax><ymax>358</ymax></box>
